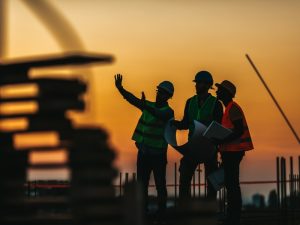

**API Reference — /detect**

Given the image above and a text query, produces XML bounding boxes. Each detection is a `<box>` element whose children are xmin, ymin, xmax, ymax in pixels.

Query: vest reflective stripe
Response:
<box><xmin>132</xmin><ymin>101</ymin><xmax>169</xmax><ymax>149</ymax></box>
<box><xmin>188</xmin><ymin>95</ymin><xmax>217</xmax><ymax>137</ymax></box>
<box><xmin>220</xmin><ymin>101</ymin><xmax>254</xmax><ymax>152</ymax></box>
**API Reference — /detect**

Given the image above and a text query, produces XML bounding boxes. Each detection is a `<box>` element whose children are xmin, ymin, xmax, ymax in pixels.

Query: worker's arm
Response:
<box><xmin>216</xmin><ymin>105</ymin><xmax>244</xmax><ymax>144</ymax></box>
<box><xmin>115</xmin><ymin>74</ymin><xmax>144</xmax><ymax>110</ymax></box>
<box><xmin>218</xmin><ymin>119</ymin><xmax>244</xmax><ymax>144</ymax></box>
<box><xmin>213</xmin><ymin>100</ymin><xmax>223</xmax><ymax>123</ymax></box>
<box><xmin>143</xmin><ymin>104</ymin><xmax>174</xmax><ymax>122</ymax></box>
<box><xmin>171</xmin><ymin>99</ymin><xmax>190</xmax><ymax>130</ymax></box>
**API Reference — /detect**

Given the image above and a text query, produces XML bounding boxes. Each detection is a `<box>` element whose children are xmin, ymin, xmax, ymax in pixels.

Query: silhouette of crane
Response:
<box><xmin>246</xmin><ymin>54</ymin><xmax>300</xmax><ymax>144</ymax></box>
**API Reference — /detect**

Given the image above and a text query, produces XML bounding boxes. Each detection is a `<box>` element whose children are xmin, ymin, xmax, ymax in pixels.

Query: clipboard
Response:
<box><xmin>203</xmin><ymin>121</ymin><xmax>232</xmax><ymax>140</ymax></box>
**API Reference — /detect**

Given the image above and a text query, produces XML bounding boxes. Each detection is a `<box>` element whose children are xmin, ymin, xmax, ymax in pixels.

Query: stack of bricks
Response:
<box><xmin>70</xmin><ymin>128</ymin><xmax>119</xmax><ymax>225</ymax></box>
<box><xmin>0</xmin><ymin>53</ymin><xmax>115</xmax><ymax>225</ymax></box>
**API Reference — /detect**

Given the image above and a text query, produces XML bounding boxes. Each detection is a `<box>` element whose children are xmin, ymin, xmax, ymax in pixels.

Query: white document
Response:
<box><xmin>164</xmin><ymin>119</ymin><xmax>207</xmax><ymax>148</ymax></box>
<box><xmin>164</xmin><ymin>120</ymin><xmax>216</xmax><ymax>161</ymax></box>
<box><xmin>164</xmin><ymin>120</ymin><xmax>231</xmax><ymax>163</ymax></box>
<box><xmin>192</xmin><ymin>120</ymin><xmax>207</xmax><ymax>137</ymax></box>
<box><xmin>164</xmin><ymin>119</ymin><xmax>178</xmax><ymax>146</ymax></box>
<box><xmin>203</xmin><ymin>121</ymin><xmax>232</xmax><ymax>140</ymax></box>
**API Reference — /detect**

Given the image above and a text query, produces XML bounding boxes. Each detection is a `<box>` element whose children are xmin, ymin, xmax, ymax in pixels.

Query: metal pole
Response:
<box><xmin>295</xmin><ymin>175</ymin><xmax>298</xmax><ymax>195</ymax></box>
<box><xmin>280</xmin><ymin>158</ymin><xmax>284</xmax><ymax>209</ymax></box>
<box><xmin>245</xmin><ymin>54</ymin><xmax>300</xmax><ymax>144</ymax></box>
<box><xmin>174</xmin><ymin>163</ymin><xmax>177</xmax><ymax>204</ymax></box>
<box><xmin>298</xmin><ymin>175</ymin><xmax>300</xmax><ymax>198</ymax></box>
<box><xmin>280</xmin><ymin>157</ymin><xmax>285</xmax><ymax>225</ymax></box>
<box><xmin>298</xmin><ymin>156</ymin><xmax>300</xmax><ymax>184</ymax></box>
<box><xmin>296</xmin><ymin>175</ymin><xmax>298</xmax><ymax>194</ymax></box>
<box><xmin>282</xmin><ymin>158</ymin><xmax>286</xmax><ymax>208</ymax></box>
<box><xmin>298</xmin><ymin>156</ymin><xmax>300</xmax><ymax>197</ymax></box>
<box><xmin>289</xmin><ymin>157</ymin><xmax>295</xmax><ymax>225</ymax></box>
<box><xmin>290</xmin><ymin>157</ymin><xmax>294</xmax><ymax>198</ymax></box>
<box><xmin>298</xmin><ymin>156</ymin><xmax>300</xmax><ymax>210</ymax></box>
<box><xmin>283</xmin><ymin>158</ymin><xmax>287</xmax><ymax>209</ymax></box>
<box><xmin>125</xmin><ymin>173</ymin><xmax>129</xmax><ymax>186</ymax></box>
<box><xmin>132</xmin><ymin>173</ymin><xmax>136</xmax><ymax>182</ymax></box>
<box><xmin>276</xmin><ymin>157</ymin><xmax>280</xmax><ymax>208</ymax></box>
<box><xmin>119</xmin><ymin>172</ymin><xmax>122</xmax><ymax>197</ymax></box>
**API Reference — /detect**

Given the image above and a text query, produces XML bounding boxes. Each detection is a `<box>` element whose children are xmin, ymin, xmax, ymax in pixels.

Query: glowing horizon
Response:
<box><xmin>1</xmin><ymin>0</ymin><xmax>300</xmax><ymax>200</ymax></box>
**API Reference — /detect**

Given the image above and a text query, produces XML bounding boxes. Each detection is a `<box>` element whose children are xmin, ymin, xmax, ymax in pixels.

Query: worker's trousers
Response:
<box><xmin>179</xmin><ymin>151</ymin><xmax>218</xmax><ymax>199</ymax></box>
<box><xmin>221</xmin><ymin>151</ymin><xmax>245</xmax><ymax>225</ymax></box>
<box><xmin>136</xmin><ymin>143</ymin><xmax>167</xmax><ymax>213</ymax></box>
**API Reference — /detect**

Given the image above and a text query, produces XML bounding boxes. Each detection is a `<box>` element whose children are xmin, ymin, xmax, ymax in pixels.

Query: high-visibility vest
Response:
<box><xmin>220</xmin><ymin>101</ymin><xmax>254</xmax><ymax>152</ymax></box>
<box><xmin>132</xmin><ymin>101</ymin><xmax>170</xmax><ymax>149</ymax></box>
<box><xmin>188</xmin><ymin>94</ymin><xmax>217</xmax><ymax>138</ymax></box>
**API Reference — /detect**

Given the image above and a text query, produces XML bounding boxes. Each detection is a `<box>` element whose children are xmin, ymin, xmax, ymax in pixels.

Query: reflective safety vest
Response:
<box><xmin>188</xmin><ymin>94</ymin><xmax>217</xmax><ymax>138</ymax></box>
<box><xmin>220</xmin><ymin>101</ymin><xmax>254</xmax><ymax>152</ymax></box>
<box><xmin>132</xmin><ymin>101</ymin><xmax>170</xmax><ymax>149</ymax></box>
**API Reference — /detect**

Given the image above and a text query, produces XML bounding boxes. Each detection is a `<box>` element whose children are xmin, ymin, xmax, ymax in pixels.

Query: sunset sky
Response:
<box><xmin>2</xmin><ymin>0</ymin><xmax>300</xmax><ymax>200</ymax></box>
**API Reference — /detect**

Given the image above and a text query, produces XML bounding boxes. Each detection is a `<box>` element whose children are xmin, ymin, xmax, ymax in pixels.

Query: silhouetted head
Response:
<box><xmin>193</xmin><ymin>71</ymin><xmax>213</xmax><ymax>95</ymax></box>
<box><xmin>156</xmin><ymin>81</ymin><xmax>174</xmax><ymax>103</ymax></box>
<box><xmin>216</xmin><ymin>80</ymin><xmax>236</xmax><ymax>103</ymax></box>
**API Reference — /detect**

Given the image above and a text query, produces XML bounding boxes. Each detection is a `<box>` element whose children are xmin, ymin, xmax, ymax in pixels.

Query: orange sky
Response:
<box><xmin>2</xmin><ymin>0</ymin><xmax>300</xmax><ymax>199</ymax></box>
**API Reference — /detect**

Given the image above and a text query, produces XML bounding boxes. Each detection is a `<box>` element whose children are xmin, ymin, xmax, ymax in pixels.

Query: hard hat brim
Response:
<box><xmin>193</xmin><ymin>79</ymin><xmax>213</xmax><ymax>83</ymax></box>
<box><xmin>157</xmin><ymin>86</ymin><xmax>173</xmax><ymax>95</ymax></box>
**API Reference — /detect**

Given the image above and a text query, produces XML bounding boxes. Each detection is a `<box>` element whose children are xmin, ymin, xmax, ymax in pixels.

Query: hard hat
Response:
<box><xmin>157</xmin><ymin>81</ymin><xmax>174</xmax><ymax>96</ymax></box>
<box><xmin>216</xmin><ymin>80</ymin><xmax>236</xmax><ymax>97</ymax></box>
<box><xmin>193</xmin><ymin>71</ymin><xmax>213</xmax><ymax>85</ymax></box>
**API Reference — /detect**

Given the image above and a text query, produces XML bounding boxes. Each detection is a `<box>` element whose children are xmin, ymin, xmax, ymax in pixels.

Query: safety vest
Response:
<box><xmin>132</xmin><ymin>101</ymin><xmax>170</xmax><ymax>149</ymax></box>
<box><xmin>220</xmin><ymin>101</ymin><xmax>254</xmax><ymax>152</ymax></box>
<box><xmin>188</xmin><ymin>94</ymin><xmax>217</xmax><ymax>137</ymax></box>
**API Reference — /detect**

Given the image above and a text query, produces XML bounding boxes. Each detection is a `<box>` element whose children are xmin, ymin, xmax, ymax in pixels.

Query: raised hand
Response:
<box><xmin>114</xmin><ymin>74</ymin><xmax>123</xmax><ymax>89</ymax></box>
<box><xmin>141</xmin><ymin>91</ymin><xmax>146</xmax><ymax>102</ymax></box>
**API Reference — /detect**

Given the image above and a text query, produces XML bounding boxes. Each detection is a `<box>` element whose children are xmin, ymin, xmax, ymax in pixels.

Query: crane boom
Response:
<box><xmin>245</xmin><ymin>54</ymin><xmax>299</xmax><ymax>144</ymax></box>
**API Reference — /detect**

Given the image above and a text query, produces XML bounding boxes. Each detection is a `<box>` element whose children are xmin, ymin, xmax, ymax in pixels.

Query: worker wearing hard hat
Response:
<box><xmin>114</xmin><ymin>74</ymin><xmax>174</xmax><ymax>216</ymax></box>
<box><xmin>215</xmin><ymin>80</ymin><xmax>254</xmax><ymax>225</ymax></box>
<box><xmin>171</xmin><ymin>71</ymin><xmax>223</xmax><ymax>199</ymax></box>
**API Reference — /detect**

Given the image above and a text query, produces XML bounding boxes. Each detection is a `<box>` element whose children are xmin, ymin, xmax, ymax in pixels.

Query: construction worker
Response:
<box><xmin>114</xmin><ymin>74</ymin><xmax>174</xmax><ymax>215</ymax></box>
<box><xmin>171</xmin><ymin>71</ymin><xmax>223</xmax><ymax>199</ymax></box>
<box><xmin>215</xmin><ymin>80</ymin><xmax>254</xmax><ymax>225</ymax></box>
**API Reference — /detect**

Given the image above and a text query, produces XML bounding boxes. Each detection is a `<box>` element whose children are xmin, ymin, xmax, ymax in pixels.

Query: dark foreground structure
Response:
<box><xmin>0</xmin><ymin>53</ymin><xmax>123</xmax><ymax>225</ymax></box>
